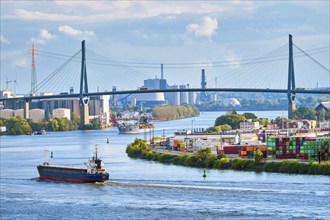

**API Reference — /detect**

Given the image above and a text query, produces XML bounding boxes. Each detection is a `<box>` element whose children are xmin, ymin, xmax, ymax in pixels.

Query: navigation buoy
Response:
<box><xmin>203</xmin><ymin>169</ymin><xmax>207</xmax><ymax>178</ymax></box>
<box><xmin>50</xmin><ymin>151</ymin><xmax>53</xmax><ymax>158</ymax></box>
<box><xmin>106</xmin><ymin>138</ymin><xmax>109</xmax><ymax>144</ymax></box>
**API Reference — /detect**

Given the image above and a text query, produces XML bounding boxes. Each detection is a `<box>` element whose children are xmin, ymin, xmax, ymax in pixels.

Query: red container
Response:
<box><xmin>223</xmin><ymin>146</ymin><xmax>239</xmax><ymax>154</ymax></box>
<box><xmin>267</xmin><ymin>150</ymin><xmax>274</xmax><ymax>155</ymax></box>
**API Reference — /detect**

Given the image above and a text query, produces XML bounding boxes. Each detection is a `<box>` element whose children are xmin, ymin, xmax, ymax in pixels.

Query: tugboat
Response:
<box><xmin>37</xmin><ymin>144</ymin><xmax>109</xmax><ymax>183</ymax></box>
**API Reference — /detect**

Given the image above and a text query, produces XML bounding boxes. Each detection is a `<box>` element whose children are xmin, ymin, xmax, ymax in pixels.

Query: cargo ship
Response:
<box><xmin>113</xmin><ymin>112</ymin><xmax>154</xmax><ymax>134</ymax></box>
<box><xmin>118</xmin><ymin>121</ymin><xmax>154</xmax><ymax>134</ymax></box>
<box><xmin>37</xmin><ymin>145</ymin><xmax>109</xmax><ymax>183</ymax></box>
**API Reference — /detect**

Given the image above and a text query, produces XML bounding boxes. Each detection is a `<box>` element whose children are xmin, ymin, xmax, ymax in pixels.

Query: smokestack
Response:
<box><xmin>201</xmin><ymin>69</ymin><xmax>206</xmax><ymax>89</ymax></box>
<box><xmin>161</xmin><ymin>64</ymin><xmax>164</xmax><ymax>80</ymax></box>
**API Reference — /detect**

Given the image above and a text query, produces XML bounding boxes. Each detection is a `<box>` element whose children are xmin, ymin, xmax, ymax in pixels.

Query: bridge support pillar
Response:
<box><xmin>23</xmin><ymin>100</ymin><xmax>30</xmax><ymax>119</ymax></box>
<box><xmin>79</xmin><ymin>40</ymin><xmax>90</xmax><ymax>128</ymax></box>
<box><xmin>80</xmin><ymin>100</ymin><xmax>89</xmax><ymax>126</ymax></box>
<box><xmin>288</xmin><ymin>100</ymin><xmax>296</xmax><ymax>119</ymax></box>
<box><xmin>287</xmin><ymin>34</ymin><xmax>296</xmax><ymax>119</ymax></box>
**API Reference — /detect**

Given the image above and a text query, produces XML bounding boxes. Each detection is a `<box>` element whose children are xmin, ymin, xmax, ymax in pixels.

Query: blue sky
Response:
<box><xmin>1</xmin><ymin>1</ymin><xmax>329</xmax><ymax>94</ymax></box>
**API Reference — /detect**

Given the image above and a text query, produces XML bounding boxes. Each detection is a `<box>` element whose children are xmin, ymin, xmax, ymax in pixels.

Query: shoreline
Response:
<box><xmin>126</xmin><ymin>139</ymin><xmax>330</xmax><ymax>176</ymax></box>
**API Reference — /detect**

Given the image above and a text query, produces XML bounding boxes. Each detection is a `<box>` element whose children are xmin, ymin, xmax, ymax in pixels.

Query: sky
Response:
<box><xmin>1</xmin><ymin>0</ymin><xmax>329</xmax><ymax>95</ymax></box>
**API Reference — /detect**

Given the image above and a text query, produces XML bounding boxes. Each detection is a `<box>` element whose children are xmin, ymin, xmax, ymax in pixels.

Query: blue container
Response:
<box><xmin>296</xmin><ymin>146</ymin><xmax>300</xmax><ymax>150</ymax></box>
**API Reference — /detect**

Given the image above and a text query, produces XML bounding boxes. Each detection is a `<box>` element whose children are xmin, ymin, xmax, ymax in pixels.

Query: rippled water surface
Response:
<box><xmin>1</xmin><ymin>111</ymin><xmax>329</xmax><ymax>220</ymax></box>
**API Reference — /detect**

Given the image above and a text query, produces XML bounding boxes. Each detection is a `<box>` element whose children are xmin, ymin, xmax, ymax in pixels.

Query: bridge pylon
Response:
<box><xmin>79</xmin><ymin>40</ymin><xmax>90</xmax><ymax>127</ymax></box>
<box><xmin>287</xmin><ymin>34</ymin><xmax>296</xmax><ymax>119</ymax></box>
<box><xmin>23</xmin><ymin>100</ymin><xmax>29</xmax><ymax>119</ymax></box>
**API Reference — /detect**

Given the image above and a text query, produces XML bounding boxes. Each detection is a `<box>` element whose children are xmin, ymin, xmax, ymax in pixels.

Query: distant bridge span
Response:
<box><xmin>1</xmin><ymin>88</ymin><xmax>329</xmax><ymax>102</ymax></box>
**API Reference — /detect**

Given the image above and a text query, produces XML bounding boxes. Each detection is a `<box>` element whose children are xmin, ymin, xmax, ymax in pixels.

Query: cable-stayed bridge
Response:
<box><xmin>1</xmin><ymin>35</ymin><xmax>329</xmax><ymax>125</ymax></box>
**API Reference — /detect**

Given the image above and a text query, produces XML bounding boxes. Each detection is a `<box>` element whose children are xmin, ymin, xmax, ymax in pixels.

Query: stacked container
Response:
<box><xmin>223</xmin><ymin>146</ymin><xmax>239</xmax><ymax>155</ymax></box>
<box><xmin>300</xmin><ymin>137</ymin><xmax>329</xmax><ymax>162</ymax></box>
<box><xmin>239</xmin><ymin>146</ymin><xmax>254</xmax><ymax>158</ymax></box>
<box><xmin>255</xmin><ymin>145</ymin><xmax>267</xmax><ymax>158</ymax></box>
<box><xmin>266</xmin><ymin>138</ymin><xmax>276</xmax><ymax>159</ymax></box>
<box><xmin>266</xmin><ymin>136</ymin><xmax>329</xmax><ymax>161</ymax></box>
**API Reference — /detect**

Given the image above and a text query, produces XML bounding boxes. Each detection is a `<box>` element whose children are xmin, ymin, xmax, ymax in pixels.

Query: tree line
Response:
<box><xmin>0</xmin><ymin>112</ymin><xmax>102</xmax><ymax>135</ymax></box>
<box><xmin>197</xmin><ymin>96</ymin><xmax>329</xmax><ymax>112</ymax></box>
<box><xmin>152</xmin><ymin>105</ymin><xmax>199</xmax><ymax>121</ymax></box>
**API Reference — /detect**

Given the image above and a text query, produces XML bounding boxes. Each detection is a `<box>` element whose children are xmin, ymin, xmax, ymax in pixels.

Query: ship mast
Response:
<box><xmin>95</xmin><ymin>144</ymin><xmax>98</xmax><ymax>160</ymax></box>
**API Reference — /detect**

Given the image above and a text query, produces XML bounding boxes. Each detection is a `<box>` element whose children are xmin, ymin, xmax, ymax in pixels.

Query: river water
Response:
<box><xmin>1</xmin><ymin>111</ymin><xmax>329</xmax><ymax>220</ymax></box>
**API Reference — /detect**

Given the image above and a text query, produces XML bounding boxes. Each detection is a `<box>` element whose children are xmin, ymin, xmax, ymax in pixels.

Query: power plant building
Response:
<box><xmin>189</xmin><ymin>92</ymin><xmax>196</xmax><ymax>105</ymax></box>
<box><xmin>180</xmin><ymin>84</ymin><xmax>189</xmax><ymax>105</ymax></box>
<box><xmin>128</xmin><ymin>92</ymin><xmax>167</xmax><ymax>108</ymax></box>
<box><xmin>165</xmin><ymin>85</ymin><xmax>180</xmax><ymax>106</ymax></box>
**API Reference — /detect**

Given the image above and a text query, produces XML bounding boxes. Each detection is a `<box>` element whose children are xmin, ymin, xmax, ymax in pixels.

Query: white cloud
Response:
<box><xmin>40</xmin><ymin>29</ymin><xmax>54</xmax><ymax>40</ymax></box>
<box><xmin>5</xmin><ymin>2</ymin><xmax>259</xmax><ymax>23</ymax></box>
<box><xmin>31</xmin><ymin>29</ymin><xmax>55</xmax><ymax>45</ymax></box>
<box><xmin>13</xmin><ymin>9</ymin><xmax>81</xmax><ymax>21</ymax></box>
<box><xmin>58</xmin><ymin>25</ymin><xmax>95</xmax><ymax>41</ymax></box>
<box><xmin>0</xmin><ymin>35</ymin><xmax>10</xmax><ymax>44</ymax></box>
<box><xmin>187</xmin><ymin>16</ymin><xmax>218</xmax><ymax>40</ymax></box>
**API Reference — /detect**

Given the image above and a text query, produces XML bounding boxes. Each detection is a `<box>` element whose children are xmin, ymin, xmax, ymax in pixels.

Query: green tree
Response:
<box><xmin>196</xmin><ymin>148</ymin><xmax>212</xmax><ymax>159</ymax></box>
<box><xmin>292</xmin><ymin>107</ymin><xmax>316</xmax><ymax>120</ymax></box>
<box><xmin>216</xmin><ymin>124</ymin><xmax>232</xmax><ymax>131</ymax></box>
<box><xmin>5</xmin><ymin>116</ymin><xmax>32</xmax><ymax>135</ymax></box>
<box><xmin>215</xmin><ymin>113</ymin><xmax>246</xmax><ymax>129</ymax></box>
<box><xmin>29</xmin><ymin>121</ymin><xmax>47</xmax><ymax>131</ymax></box>
<box><xmin>243</xmin><ymin>112</ymin><xmax>258</xmax><ymax>121</ymax></box>
<box><xmin>58</xmin><ymin>117</ymin><xmax>71</xmax><ymax>131</ymax></box>
<box><xmin>259</xmin><ymin>118</ymin><xmax>269</xmax><ymax>126</ymax></box>
<box><xmin>0</xmin><ymin>118</ymin><xmax>5</xmax><ymax>127</ymax></box>
<box><xmin>255</xmin><ymin>149</ymin><xmax>263</xmax><ymax>165</ymax></box>
<box><xmin>91</xmin><ymin>118</ymin><xmax>101</xmax><ymax>129</ymax></box>
<box><xmin>47</xmin><ymin>117</ymin><xmax>59</xmax><ymax>131</ymax></box>
<box><xmin>126</xmin><ymin>138</ymin><xmax>150</xmax><ymax>158</ymax></box>
<box><xmin>71</xmin><ymin>112</ymin><xmax>80</xmax><ymax>130</ymax></box>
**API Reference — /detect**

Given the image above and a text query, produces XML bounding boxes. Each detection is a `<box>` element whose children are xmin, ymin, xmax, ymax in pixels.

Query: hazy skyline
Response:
<box><xmin>1</xmin><ymin>1</ymin><xmax>329</xmax><ymax>94</ymax></box>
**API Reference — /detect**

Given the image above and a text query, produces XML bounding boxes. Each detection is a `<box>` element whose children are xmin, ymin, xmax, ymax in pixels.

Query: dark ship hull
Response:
<box><xmin>38</xmin><ymin>165</ymin><xmax>109</xmax><ymax>183</ymax></box>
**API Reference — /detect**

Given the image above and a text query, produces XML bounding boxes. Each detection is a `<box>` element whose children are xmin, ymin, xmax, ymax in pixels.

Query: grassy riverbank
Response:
<box><xmin>126</xmin><ymin>139</ymin><xmax>330</xmax><ymax>176</ymax></box>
